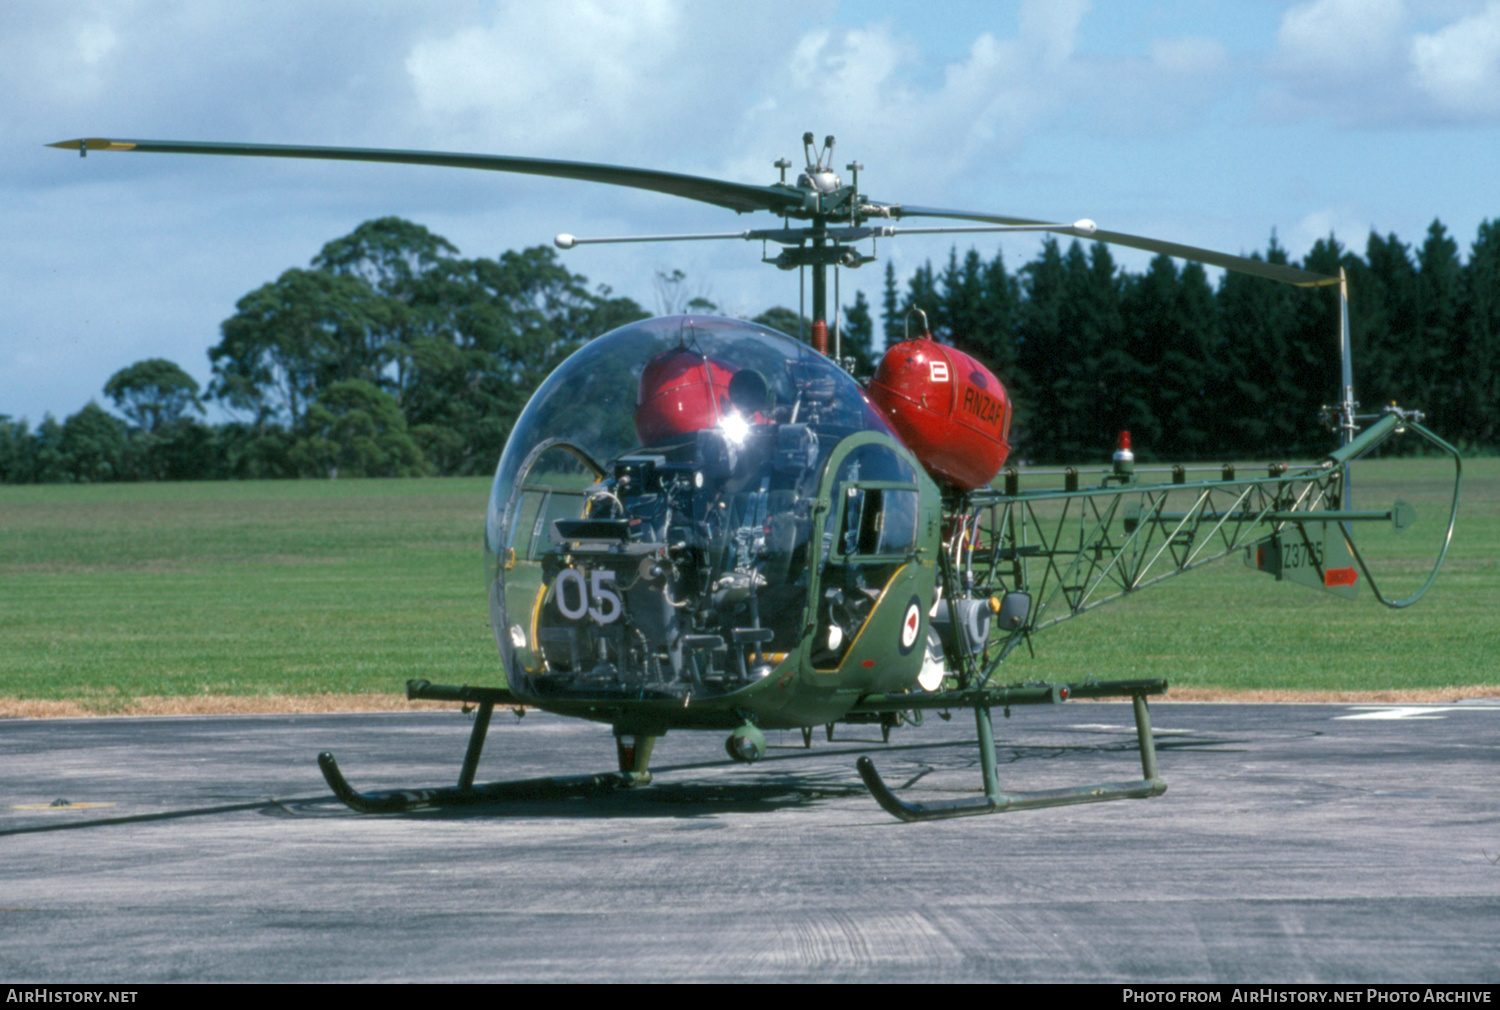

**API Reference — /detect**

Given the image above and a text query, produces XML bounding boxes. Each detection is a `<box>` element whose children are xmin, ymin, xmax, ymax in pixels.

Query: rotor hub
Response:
<box><xmin>796</xmin><ymin>169</ymin><xmax>843</xmax><ymax>194</ymax></box>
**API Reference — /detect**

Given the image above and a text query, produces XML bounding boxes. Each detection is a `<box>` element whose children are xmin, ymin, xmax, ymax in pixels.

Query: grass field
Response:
<box><xmin>1</xmin><ymin>460</ymin><xmax>1496</xmax><ymax>714</ymax></box>
<box><xmin>0</xmin><ymin>479</ymin><xmax>498</xmax><ymax>713</ymax></box>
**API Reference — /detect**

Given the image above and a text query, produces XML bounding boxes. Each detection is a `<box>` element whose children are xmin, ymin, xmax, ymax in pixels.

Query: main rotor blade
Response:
<box><xmin>48</xmin><ymin>138</ymin><xmax>805</xmax><ymax>217</ymax></box>
<box><xmin>893</xmin><ymin>204</ymin><xmax>1339</xmax><ymax>288</ymax></box>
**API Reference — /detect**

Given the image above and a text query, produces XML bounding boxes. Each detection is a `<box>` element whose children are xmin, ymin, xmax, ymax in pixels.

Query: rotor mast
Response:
<box><xmin>771</xmin><ymin>133</ymin><xmax>862</xmax><ymax>355</ymax></box>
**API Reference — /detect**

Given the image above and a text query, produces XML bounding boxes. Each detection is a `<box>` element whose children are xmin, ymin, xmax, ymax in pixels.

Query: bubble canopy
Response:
<box><xmin>484</xmin><ymin>314</ymin><xmax>903</xmax><ymax>703</ymax></box>
<box><xmin>486</xmin><ymin>315</ymin><xmax>892</xmax><ymax>555</ymax></box>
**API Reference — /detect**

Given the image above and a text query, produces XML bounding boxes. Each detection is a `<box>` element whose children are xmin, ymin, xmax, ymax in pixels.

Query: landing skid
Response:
<box><xmin>319</xmin><ymin>679</ymin><xmax>1165</xmax><ymax>821</ymax></box>
<box><xmin>317</xmin><ymin>680</ymin><xmax>651</xmax><ymax>813</ymax></box>
<box><xmin>854</xmin><ymin>687</ymin><xmax>1166</xmax><ymax>822</ymax></box>
<box><xmin>317</xmin><ymin>752</ymin><xmax>649</xmax><ymax>813</ymax></box>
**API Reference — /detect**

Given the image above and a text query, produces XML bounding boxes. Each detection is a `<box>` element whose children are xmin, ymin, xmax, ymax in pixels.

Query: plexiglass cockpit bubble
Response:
<box><xmin>486</xmin><ymin>315</ymin><xmax>897</xmax><ymax>702</ymax></box>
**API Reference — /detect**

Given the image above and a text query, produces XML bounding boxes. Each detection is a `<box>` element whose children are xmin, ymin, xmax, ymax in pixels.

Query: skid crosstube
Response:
<box><xmin>853</xmin><ymin>680</ymin><xmax>1167</xmax><ymax>822</ymax></box>
<box><xmin>317</xmin><ymin>679</ymin><xmax>650</xmax><ymax>813</ymax></box>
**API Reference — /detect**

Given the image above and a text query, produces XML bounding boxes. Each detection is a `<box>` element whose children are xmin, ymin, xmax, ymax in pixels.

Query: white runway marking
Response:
<box><xmin>1335</xmin><ymin>704</ymin><xmax>1500</xmax><ymax>721</ymax></box>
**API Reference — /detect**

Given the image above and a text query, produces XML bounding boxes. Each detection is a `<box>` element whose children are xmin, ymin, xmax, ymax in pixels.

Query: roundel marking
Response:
<box><xmin>899</xmin><ymin>596</ymin><xmax>922</xmax><ymax>655</ymax></box>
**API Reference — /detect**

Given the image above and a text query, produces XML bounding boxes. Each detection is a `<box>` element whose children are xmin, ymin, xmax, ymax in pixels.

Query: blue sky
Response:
<box><xmin>4</xmin><ymin>0</ymin><xmax>1499</xmax><ymax>425</ymax></box>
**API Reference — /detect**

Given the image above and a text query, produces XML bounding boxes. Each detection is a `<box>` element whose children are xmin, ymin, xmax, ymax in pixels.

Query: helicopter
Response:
<box><xmin>51</xmin><ymin>132</ymin><xmax>1461</xmax><ymax>821</ymax></box>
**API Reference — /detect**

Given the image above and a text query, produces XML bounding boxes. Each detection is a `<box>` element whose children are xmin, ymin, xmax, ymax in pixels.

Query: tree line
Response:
<box><xmin>3</xmin><ymin>215</ymin><xmax>1495</xmax><ymax>483</ymax></box>
<box><xmin>884</xmin><ymin>219</ymin><xmax>1499</xmax><ymax>462</ymax></box>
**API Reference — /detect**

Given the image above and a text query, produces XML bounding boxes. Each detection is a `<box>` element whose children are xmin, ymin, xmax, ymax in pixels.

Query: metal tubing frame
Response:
<box><xmin>943</xmin><ymin>411</ymin><xmax>1459</xmax><ymax>689</ymax></box>
<box><xmin>970</xmin><ymin>468</ymin><xmax>1340</xmax><ymax>640</ymax></box>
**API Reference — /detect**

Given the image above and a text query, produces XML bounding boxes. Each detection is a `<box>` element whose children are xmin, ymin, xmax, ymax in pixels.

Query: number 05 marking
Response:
<box><xmin>554</xmin><ymin>567</ymin><xmax>622</xmax><ymax>624</ymax></box>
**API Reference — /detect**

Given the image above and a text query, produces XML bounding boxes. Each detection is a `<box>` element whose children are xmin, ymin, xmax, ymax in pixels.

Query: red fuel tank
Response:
<box><xmin>867</xmin><ymin>335</ymin><xmax>1012</xmax><ymax>490</ymax></box>
<box><xmin>634</xmin><ymin>346</ymin><xmax>736</xmax><ymax>445</ymax></box>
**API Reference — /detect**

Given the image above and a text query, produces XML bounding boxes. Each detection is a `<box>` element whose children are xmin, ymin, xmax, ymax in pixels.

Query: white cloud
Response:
<box><xmin>116</xmin><ymin>0</ymin><xmax>1204</xmax><ymax>194</ymax></box>
<box><xmin>713</xmin><ymin>20</ymin><xmax>1056</xmax><ymax>197</ymax></box>
<box><xmin>726</xmin><ymin>0</ymin><xmax>1105</xmax><ymax>193</ymax></box>
<box><xmin>397</xmin><ymin>1</ymin><xmax>1105</xmax><ymax>193</ymax></box>
<box><xmin>1266</xmin><ymin>0</ymin><xmax>1500</xmax><ymax>125</ymax></box>
<box><xmin>1</xmin><ymin>4</ymin><xmax>447</xmax><ymax>148</ymax></box>
<box><xmin>0</xmin><ymin>7</ymin><xmax>124</xmax><ymax>114</ymax></box>
<box><xmin>73</xmin><ymin>18</ymin><xmax>118</xmax><ymax>66</ymax></box>
<box><xmin>1275</xmin><ymin>0</ymin><xmax>1407</xmax><ymax>79</ymax></box>
<box><xmin>1410</xmin><ymin>1</ymin><xmax>1500</xmax><ymax>118</ymax></box>
<box><xmin>1019</xmin><ymin>0</ymin><xmax>1088</xmax><ymax>66</ymax></box>
<box><xmin>405</xmin><ymin>1</ymin><xmax>682</xmax><ymax>146</ymax></box>
<box><xmin>401</xmin><ymin>1</ymin><xmax>827</xmax><ymax>165</ymax></box>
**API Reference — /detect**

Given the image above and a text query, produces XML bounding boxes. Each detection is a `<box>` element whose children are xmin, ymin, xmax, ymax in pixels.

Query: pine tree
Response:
<box><xmin>840</xmin><ymin>290</ymin><xmax>878</xmax><ymax>376</ymax></box>
<box><xmin>1065</xmin><ymin>242</ymin><xmax>1133</xmax><ymax>459</ymax></box>
<box><xmin>975</xmin><ymin>247</ymin><xmax>1020</xmax><ymax>379</ymax></box>
<box><xmin>1280</xmin><ymin>236</ymin><xmax>1348</xmax><ymax>454</ymax></box>
<box><xmin>1460</xmin><ymin>220</ymin><xmax>1500</xmax><ymax>446</ymax></box>
<box><xmin>1349</xmin><ymin>231</ymin><xmax>1418</xmax><ymax>414</ymax></box>
<box><xmin>1416</xmin><ymin>220</ymin><xmax>1464</xmax><ymax>429</ymax></box>
<box><xmin>881</xmin><ymin>262</ymin><xmax>901</xmax><ymax>346</ymax></box>
<box><xmin>1217</xmin><ymin>234</ymin><xmax>1299</xmax><ymax>455</ymax></box>
<box><xmin>1015</xmin><ymin>239</ymin><xmax>1068</xmax><ymax>460</ymax></box>
<box><xmin>1124</xmin><ymin>256</ymin><xmax>1223</xmax><ymax>457</ymax></box>
<box><xmin>939</xmin><ymin>249</ymin><xmax>984</xmax><ymax>349</ymax></box>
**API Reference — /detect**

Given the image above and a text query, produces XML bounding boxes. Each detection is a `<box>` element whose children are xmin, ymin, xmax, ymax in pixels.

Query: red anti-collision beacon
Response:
<box><xmin>867</xmin><ymin>327</ymin><xmax>1012</xmax><ymax>490</ymax></box>
<box><xmin>1113</xmin><ymin>430</ymin><xmax>1134</xmax><ymax>476</ymax></box>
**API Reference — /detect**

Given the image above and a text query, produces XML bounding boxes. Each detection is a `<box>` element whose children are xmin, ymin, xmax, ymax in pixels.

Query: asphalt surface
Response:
<box><xmin>3</xmin><ymin>700</ymin><xmax>1498</xmax><ymax>983</ymax></box>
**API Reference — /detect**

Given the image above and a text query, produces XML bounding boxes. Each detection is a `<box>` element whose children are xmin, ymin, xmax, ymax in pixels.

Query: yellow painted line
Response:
<box><xmin>9</xmin><ymin>802</ymin><xmax>117</xmax><ymax>811</ymax></box>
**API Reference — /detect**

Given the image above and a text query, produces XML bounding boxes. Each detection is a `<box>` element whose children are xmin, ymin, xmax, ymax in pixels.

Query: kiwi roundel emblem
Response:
<box><xmin>899</xmin><ymin>596</ymin><xmax>922</xmax><ymax>655</ymax></box>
